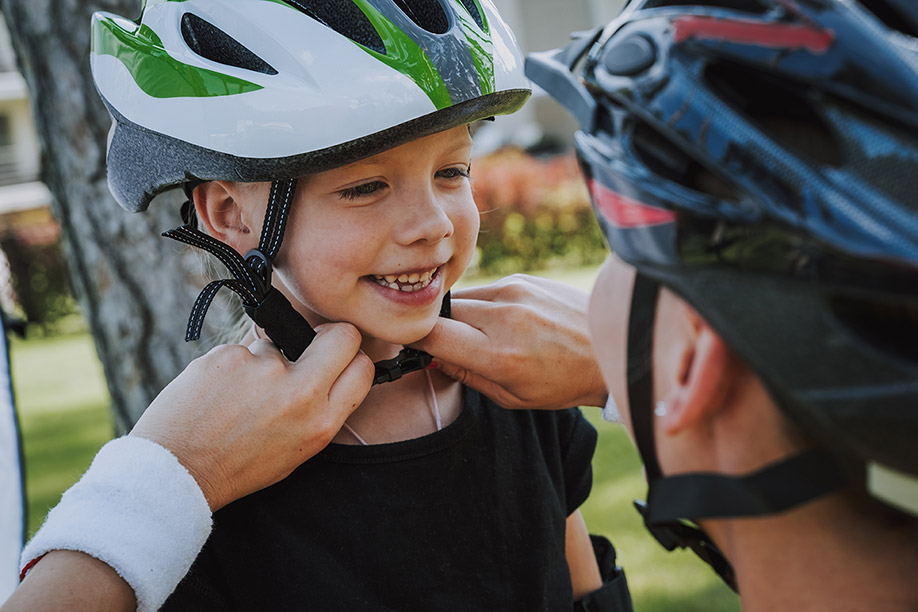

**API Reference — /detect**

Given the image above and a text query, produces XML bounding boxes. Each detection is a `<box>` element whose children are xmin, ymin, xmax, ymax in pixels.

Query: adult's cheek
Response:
<box><xmin>587</xmin><ymin>255</ymin><xmax>636</xmax><ymax>435</ymax></box>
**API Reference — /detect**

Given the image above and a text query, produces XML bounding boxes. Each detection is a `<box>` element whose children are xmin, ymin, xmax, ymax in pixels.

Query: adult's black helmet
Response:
<box><xmin>527</xmin><ymin>0</ymin><xmax>918</xmax><ymax>588</ymax></box>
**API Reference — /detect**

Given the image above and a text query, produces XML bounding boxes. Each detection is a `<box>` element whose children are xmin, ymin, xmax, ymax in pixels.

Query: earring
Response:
<box><xmin>654</xmin><ymin>401</ymin><xmax>667</xmax><ymax>417</ymax></box>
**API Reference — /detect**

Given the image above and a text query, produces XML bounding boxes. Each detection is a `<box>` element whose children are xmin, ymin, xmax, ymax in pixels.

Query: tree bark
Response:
<box><xmin>0</xmin><ymin>0</ymin><xmax>238</xmax><ymax>431</ymax></box>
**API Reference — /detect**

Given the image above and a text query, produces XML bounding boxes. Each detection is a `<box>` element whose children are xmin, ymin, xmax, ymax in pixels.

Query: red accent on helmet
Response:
<box><xmin>673</xmin><ymin>16</ymin><xmax>834</xmax><ymax>54</ymax></box>
<box><xmin>589</xmin><ymin>179</ymin><xmax>675</xmax><ymax>227</ymax></box>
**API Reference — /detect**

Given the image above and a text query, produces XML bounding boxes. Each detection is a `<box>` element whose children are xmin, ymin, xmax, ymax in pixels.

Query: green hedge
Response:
<box><xmin>1</xmin><ymin>236</ymin><xmax>79</xmax><ymax>334</ymax></box>
<box><xmin>470</xmin><ymin>149</ymin><xmax>607</xmax><ymax>276</ymax></box>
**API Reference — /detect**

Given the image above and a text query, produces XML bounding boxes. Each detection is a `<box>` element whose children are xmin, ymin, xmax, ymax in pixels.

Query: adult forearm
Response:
<box><xmin>4</xmin><ymin>551</ymin><xmax>135</xmax><ymax>612</ymax></box>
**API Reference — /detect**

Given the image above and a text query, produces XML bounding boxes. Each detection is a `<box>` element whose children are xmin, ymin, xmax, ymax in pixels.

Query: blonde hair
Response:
<box><xmin>186</xmin><ymin>191</ymin><xmax>255</xmax><ymax>346</ymax></box>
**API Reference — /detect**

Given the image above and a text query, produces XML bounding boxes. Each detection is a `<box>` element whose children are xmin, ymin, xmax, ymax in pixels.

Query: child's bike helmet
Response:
<box><xmin>91</xmin><ymin>0</ymin><xmax>530</xmax><ymax>373</ymax></box>
<box><xmin>527</xmin><ymin>0</ymin><xmax>918</xmax><ymax>590</ymax></box>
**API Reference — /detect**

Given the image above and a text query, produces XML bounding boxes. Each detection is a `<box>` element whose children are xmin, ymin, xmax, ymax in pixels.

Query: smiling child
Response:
<box><xmin>90</xmin><ymin>0</ymin><xmax>606</xmax><ymax>609</ymax></box>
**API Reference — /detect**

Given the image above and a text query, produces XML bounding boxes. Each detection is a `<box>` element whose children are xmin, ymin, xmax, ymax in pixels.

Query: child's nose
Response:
<box><xmin>392</xmin><ymin>189</ymin><xmax>454</xmax><ymax>245</ymax></box>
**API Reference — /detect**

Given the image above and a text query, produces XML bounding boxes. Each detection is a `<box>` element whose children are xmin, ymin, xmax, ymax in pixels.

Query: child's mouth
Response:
<box><xmin>370</xmin><ymin>267</ymin><xmax>438</xmax><ymax>293</ymax></box>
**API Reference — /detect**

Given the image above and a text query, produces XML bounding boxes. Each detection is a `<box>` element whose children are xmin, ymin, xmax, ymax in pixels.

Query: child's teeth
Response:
<box><xmin>372</xmin><ymin>268</ymin><xmax>437</xmax><ymax>291</ymax></box>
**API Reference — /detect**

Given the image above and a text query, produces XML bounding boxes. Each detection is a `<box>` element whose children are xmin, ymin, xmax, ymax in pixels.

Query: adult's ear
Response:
<box><xmin>659</xmin><ymin>306</ymin><xmax>739</xmax><ymax>436</ymax></box>
<box><xmin>192</xmin><ymin>181</ymin><xmax>258</xmax><ymax>256</ymax></box>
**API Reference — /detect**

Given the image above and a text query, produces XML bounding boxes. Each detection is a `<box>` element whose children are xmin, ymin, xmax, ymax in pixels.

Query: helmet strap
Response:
<box><xmin>164</xmin><ymin>179</ymin><xmax>316</xmax><ymax>360</ymax></box>
<box><xmin>625</xmin><ymin>273</ymin><xmax>849</xmax><ymax>592</ymax></box>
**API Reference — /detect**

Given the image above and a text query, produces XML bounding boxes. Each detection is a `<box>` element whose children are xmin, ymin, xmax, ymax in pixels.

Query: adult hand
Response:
<box><xmin>411</xmin><ymin>274</ymin><xmax>607</xmax><ymax>410</ymax></box>
<box><xmin>130</xmin><ymin>322</ymin><xmax>373</xmax><ymax>511</ymax></box>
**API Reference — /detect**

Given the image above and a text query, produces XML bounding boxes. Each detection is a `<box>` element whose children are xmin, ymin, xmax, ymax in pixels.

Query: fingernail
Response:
<box><xmin>425</xmin><ymin>361</ymin><xmax>440</xmax><ymax>370</ymax></box>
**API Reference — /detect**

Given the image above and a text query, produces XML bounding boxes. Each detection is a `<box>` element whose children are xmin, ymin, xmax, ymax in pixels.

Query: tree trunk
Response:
<box><xmin>0</xmin><ymin>0</ymin><xmax>238</xmax><ymax>431</ymax></box>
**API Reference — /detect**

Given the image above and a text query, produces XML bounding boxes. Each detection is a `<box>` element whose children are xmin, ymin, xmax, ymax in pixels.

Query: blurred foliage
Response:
<box><xmin>1</xmin><ymin>237</ymin><xmax>80</xmax><ymax>335</ymax></box>
<box><xmin>471</xmin><ymin>149</ymin><xmax>608</xmax><ymax>276</ymax></box>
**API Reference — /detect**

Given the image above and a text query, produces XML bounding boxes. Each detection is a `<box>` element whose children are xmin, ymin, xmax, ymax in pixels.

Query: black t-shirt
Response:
<box><xmin>163</xmin><ymin>388</ymin><xmax>597</xmax><ymax>611</ymax></box>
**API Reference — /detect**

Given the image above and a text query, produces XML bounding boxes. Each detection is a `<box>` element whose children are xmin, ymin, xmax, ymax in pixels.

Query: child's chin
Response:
<box><xmin>367</xmin><ymin>320</ymin><xmax>437</xmax><ymax>347</ymax></box>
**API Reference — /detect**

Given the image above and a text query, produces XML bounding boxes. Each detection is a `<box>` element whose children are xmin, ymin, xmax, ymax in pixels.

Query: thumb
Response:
<box><xmin>326</xmin><ymin>350</ymin><xmax>374</xmax><ymax>426</ymax></box>
<box><xmin>410</xmin><ymin>316</ymin><xmax>489</xmax><ymax>372</ymax></box>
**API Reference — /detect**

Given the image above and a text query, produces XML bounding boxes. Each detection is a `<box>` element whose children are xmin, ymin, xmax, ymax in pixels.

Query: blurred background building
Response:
<box><xmin>481</xmin><ymin>0</ymin><xmax>627</xmax><ymax>152</ymax></box>
<box><xmin>0</xmin><ymin>10</ymin><xmax>57</xmax><ymax>325</ymax></box>
<box><xmin>0</xmin><ymin>10</ymin><xmax>51</xmax><ymax>236</ymax></box>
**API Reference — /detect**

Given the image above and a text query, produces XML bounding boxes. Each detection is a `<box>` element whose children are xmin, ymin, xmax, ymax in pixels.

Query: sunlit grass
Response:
<box><xmin>9</xmin><ymin>333</ymin><xmax>113</xmax><ymax>536</ymax></box>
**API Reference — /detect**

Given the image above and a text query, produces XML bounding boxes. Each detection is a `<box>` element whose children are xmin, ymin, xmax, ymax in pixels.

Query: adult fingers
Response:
<box><xmin>434</xmin><ymin>359</ymin><xmax>523</xmax><ymax>410</ymax></box>
<box><xmin>450</xmin><ymin>273</ymin><xmax>546</xmax><ymax>302</ymax></box>
<box><xmin>409</xmin><ymin>311</ymin><xmax>493</xmax><ymax>372</ymax></box>
<box><xmin>325</xmin><ymin>352</ymin><xmax>374</xmax><ymax>426</ymax></box>
<box><xmin>292</xmin><ymin>322</ymin><xmax>364</xmax><ymax>383</ymax></box>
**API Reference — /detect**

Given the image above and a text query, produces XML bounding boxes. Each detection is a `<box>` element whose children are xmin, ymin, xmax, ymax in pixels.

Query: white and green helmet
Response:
<box><xmin>91</xmin><ymin>0</ymin><xmax>531</xmax><ymax>212</ymax></box>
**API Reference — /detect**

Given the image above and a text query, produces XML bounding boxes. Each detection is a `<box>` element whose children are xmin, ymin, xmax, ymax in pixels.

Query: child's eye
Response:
<box><xmin>339</xmin><ymin>181</ymin><xmax>387</xmax><ymax>201</ymax></box>
<box><xmin>437</xmin><ymin>165</ymin><xmax>471</xmax><ymax>180</ymax></box>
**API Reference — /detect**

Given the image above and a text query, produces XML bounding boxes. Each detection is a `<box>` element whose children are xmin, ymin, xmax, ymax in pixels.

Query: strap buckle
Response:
<box><xmin>373</xmin><ymin>348</ymin><xmax>433</xmax><ymax>385</ymax></box>
<box><xmin>633</xmin><ymin>499</ymin><xmax>738</xmax><ymax>591</ymax></box>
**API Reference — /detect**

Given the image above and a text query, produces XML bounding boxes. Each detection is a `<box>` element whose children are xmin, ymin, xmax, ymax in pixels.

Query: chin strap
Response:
<box><xmin>625</xmin><ymin>273</ymin><xmax>849</xmax><ymax>593</ymax></box>
<box><xmin>371</xmin><ymin>293</ymin><xmax>450</xmax><ymax>385</ymax></box>
<box><xmin>164</xmin><ymin>179</ymin><xmax>316</xmax><ymax>361</ymax></box>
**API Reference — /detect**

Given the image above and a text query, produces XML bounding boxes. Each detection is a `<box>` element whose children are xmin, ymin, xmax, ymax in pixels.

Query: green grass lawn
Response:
<box><xmin>9</xmin><ymin>332</ymin><xmax>113</xmax><ymax>536</ymax></box>
<box><xmin>9</xmin><ymin>264</ymin><xmax>739</xmax><ymax>611</ymax></box>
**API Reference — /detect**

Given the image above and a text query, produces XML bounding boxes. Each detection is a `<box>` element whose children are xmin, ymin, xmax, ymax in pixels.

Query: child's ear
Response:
<box><xmin>192</xmin><ymin>181</ymin><xmax>257</xmax><ymax>255</ymax></box>
<box><xmin>660</xmin><ymin>306</ymin><xmax>739</xmax><ymax>436</ymax></box>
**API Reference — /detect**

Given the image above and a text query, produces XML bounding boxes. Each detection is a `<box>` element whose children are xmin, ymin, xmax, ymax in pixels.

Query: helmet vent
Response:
<box><xmin>458</xmin><ymin>0</ymin><xmax>485</xmax><ymax>30</ymax></box>
<box><xmin>180</xmin><ymin>13</ymin><xmax>277</xmax><ymax>75</ymax></box>
<box><xmin>642</xmin><ymin>0</ymin><xmax>767</xmax><ymax>14</ymax></box>
<box><xmin>858</xmin><ymin>0</ymin><xmax>918</xmax><ymax>39</ymax></box>
<box><xmin>704</xmin><ymin>61</ymin><xmax>844</xmax><ymax>168</ymax></box>
<box><xmin>393</xmin><ymin>0</ymin><xmax>450</xmax><ymax>34</ymax></box>
<box><xmin>284</xmin><ymin>0</ymin><xmax>387</xmax><ymax>54</ymax></box>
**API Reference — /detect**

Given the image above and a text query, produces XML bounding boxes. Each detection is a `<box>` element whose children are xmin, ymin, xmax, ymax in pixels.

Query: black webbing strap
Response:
<box><xmin>634</xmin><ymin>449</ymin><xmax>848</xmax><ymax>593</ymax></box>
<box><xmin>624</xmin><ymin>273</ymin><xmax>737</xmax><ymax>589</ymax></box>
<box><xmin>645</xmin><ymin>449</ymin><xmax>849</xmax><ymax>522</ymax></box>
<box><xmin>164</xmin><ymin>179</ymin><xmax>316</xmax><ymax>361</ymax></box>
<box><xmin>626</xmin><ymin>273</ymin><xmax>662</xmax><ymax>481</ymax></box>
<box><xmin>634</xmin><ymin>498</ymin><xmax>737</xmax><ymax>591</ymax></box>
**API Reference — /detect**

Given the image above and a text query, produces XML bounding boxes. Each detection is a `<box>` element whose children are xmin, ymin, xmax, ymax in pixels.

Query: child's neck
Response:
<box><xmin>332</xmin><ymin>335</ymin><xmax>463</xmax><ymax>446</ymax></box>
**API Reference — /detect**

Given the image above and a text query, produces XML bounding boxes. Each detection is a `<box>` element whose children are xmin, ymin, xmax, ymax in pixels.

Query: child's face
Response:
<box><xmin>271</xmin><ymin>126</ymin><xmax>478</xmax><ymax>346</ymax></box>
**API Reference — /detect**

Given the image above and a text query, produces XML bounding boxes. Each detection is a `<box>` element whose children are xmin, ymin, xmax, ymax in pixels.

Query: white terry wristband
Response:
<box><xmin>20</xmin><ymin>436</ymin><xmax>213</xmax><ymax>612</ymax></box>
